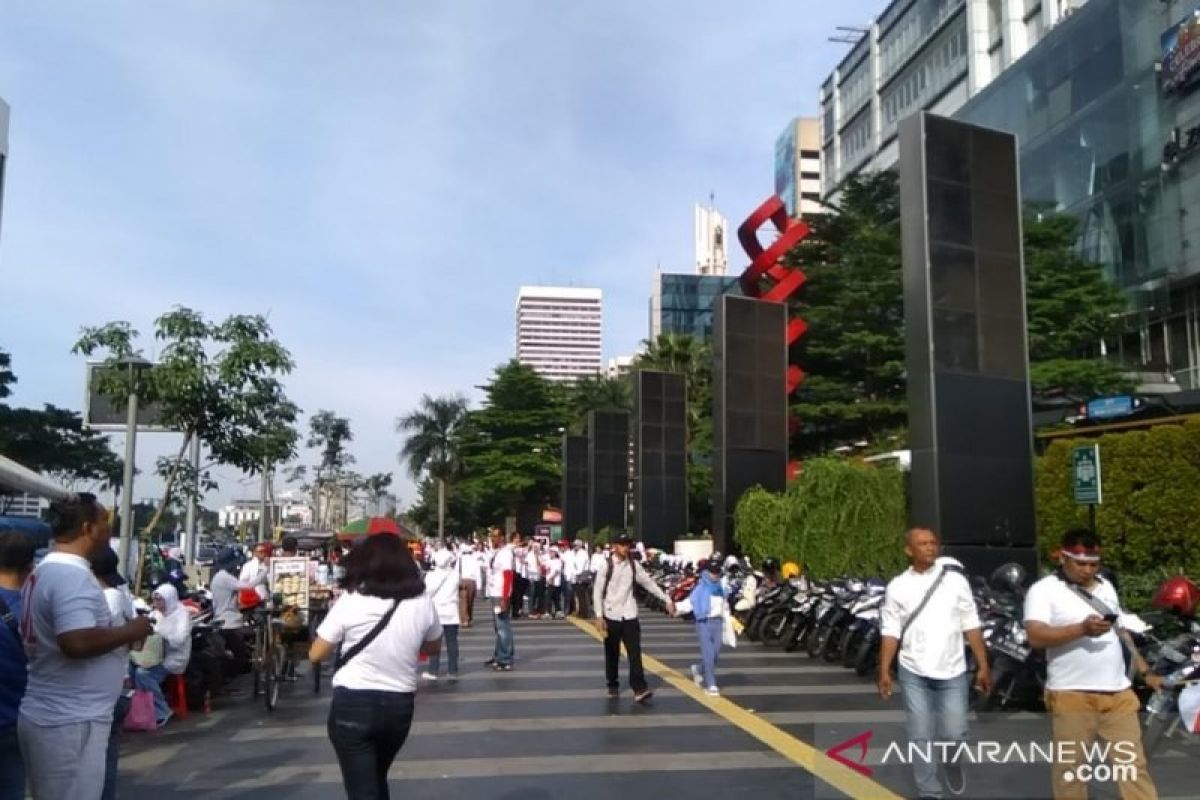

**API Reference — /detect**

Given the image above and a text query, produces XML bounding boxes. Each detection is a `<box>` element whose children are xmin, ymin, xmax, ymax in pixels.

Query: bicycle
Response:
<box><xmin>245</xmin><ymin>605</ymin><xmax>285</xmax><ymax>711</ymax></box>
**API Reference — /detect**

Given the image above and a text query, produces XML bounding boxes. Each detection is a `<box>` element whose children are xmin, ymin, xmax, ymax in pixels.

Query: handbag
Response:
<box><xmin>722</xmin><ymin>611</ymin><xmax>738</xmax><ymax>649</ymax></box>
<box><xmin>122</xmin><ymin>690</ymin><xmax>157</xmax><ymax>732</ymax></box>
<box><xmin>130</xmin><ymin>633</ymin><xmax>164</xmax><ymax>669</ymax></box>
<box><xmin>334</xmin><ymin>600</ymin><xmax>400</xmax><ymax>672</ymax></box>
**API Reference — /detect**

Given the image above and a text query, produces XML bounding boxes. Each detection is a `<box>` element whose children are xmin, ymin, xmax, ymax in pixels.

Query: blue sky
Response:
<box><xmin>0</xmin><ymin>0</ymin><xmax>880</xmax><ymax>510</ymax></box>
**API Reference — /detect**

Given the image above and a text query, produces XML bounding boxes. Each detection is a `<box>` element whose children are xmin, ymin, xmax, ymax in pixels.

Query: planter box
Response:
<box><xmin>673</xmin><ymin>539</ymin><xmax>713</xmax><ymax>564</ymax></box>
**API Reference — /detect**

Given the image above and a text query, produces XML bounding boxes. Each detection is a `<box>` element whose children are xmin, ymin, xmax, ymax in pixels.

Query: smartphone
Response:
<box><xmin>1102</xmin><ymin>613</ymin><xmax>1118</xmax><ymax>623</ymax></box>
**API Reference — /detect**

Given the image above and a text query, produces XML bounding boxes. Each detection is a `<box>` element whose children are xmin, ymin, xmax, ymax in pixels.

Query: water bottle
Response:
<box><xmin>317</xmin><ymin>563</ymin><xmax>330</xmax><ymax>586</ymax></box>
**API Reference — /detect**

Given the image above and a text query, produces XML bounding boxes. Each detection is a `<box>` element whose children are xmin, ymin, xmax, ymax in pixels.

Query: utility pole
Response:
<box><xmin>258</xmin><ymin>460</ymin><xmax>269</xmax><ymax>542</ymax></box>
<box><xmin>116</xmin><ymin>356</ymin><xmax>151</xmax><ymax>577</ymax></box>
<box><xmin>183</xmin><ymin>435</ymin><xmax>200</xmax><ymax>565</ymax></box>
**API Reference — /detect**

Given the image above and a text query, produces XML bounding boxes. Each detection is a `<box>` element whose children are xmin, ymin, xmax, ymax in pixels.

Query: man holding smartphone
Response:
<box><xmin>1024</xmin><ymin>529</ymin><xmax>1162</xmax><ymax>800</ymax></box>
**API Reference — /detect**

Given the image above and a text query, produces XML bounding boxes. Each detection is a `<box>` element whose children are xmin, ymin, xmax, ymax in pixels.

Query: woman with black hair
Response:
<box><xmin>309</xmin><ymin>533</ymin><xmax>442</xmax><ymax>800</ymax></box>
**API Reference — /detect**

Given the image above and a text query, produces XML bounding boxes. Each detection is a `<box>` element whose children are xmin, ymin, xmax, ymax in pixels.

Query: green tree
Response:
<box><xmin>634</xmin><ymin>330</ymin><xmax>717</xmax><ymax>533</ymax></box>
<box><xmin>363</xmin><ymin>472</ymin><xmax>393</xmax><ymax>514</ymax></box>
<box><xmin>307</xmin><ymin>410</ymin><xmax>354</xmax><ymax>527</ymax></box>
<box><xmin>565</xmin><ymin>374</ymin><xmax>631</xmax><ymax>432</ymax></box>
<box><xmin>0</xmin><ymin>347</ymin><xmax>15</xmax><ymax>399</ymax></box>
<box><xmin>0</xmin><ymin>405</ymin><xmax>125</xmax><ymax>512</ymax></box>
<box><xmin>785</xmin><ymin>171</ymin><xmax>907</xmax><ymax>458</ymax></box>
<box><xmin>74</xmin><ymin>308</ymin><xmax>299</xmax><ymax>588</ymax></box>
<box><xmin>1023</xmin><ymin>210</ymin><xmax>1132</xmax><ymax>400</ymax></box>
<box><xmin>457</xmin><ymin>361</ymin><xmax>569</xmax><ymax>525</ymax></box>
<box><xmin>398</xmin><ymin>394</ymin><xmax>468</xmax><ymax>538</ymax></box>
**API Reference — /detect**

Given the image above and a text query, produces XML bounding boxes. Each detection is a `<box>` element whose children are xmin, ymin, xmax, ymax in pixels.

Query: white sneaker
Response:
<box><xmin>690</xmin><ymin>664</ymin><xmax>703</xmax><ymax>687</ymax></box>
<box><xmin>421</xmin><ymin>672</ymin><xmax>438</xmax><ymax>681</ymax></box>
<box><xmin>706</xmin><ymin>686</ymin><xmax>720</xmax><ymax>697</ymax></box>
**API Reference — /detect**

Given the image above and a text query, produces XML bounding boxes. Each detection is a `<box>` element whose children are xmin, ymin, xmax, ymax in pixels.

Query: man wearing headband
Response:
<box><xmin>1024</xmin><ymin>529</ymin><xmax>1161</xmax><ymax>800</ymax></box>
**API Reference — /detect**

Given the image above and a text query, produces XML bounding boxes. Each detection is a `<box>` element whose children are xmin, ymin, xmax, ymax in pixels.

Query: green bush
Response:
<box><xmin>734</xmin><ymin>457</ymin><xmax>908</xmax><ymax>578</ymax></box>
<box><xmin>1035</xmin><ymin>421</ymin><xmax>1200</xmax><ymax>578</ymax></box>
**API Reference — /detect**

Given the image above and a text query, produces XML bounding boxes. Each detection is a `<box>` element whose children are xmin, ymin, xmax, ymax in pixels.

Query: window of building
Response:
<box><xmin>800</xmin><ymin>149</ymin><xmax>820</xmax><ymax>159</ymax></box>
<box><xmin>800</xmin><ymin>171</ymin><xmax>821</xmax><ymax>180</ymax></box>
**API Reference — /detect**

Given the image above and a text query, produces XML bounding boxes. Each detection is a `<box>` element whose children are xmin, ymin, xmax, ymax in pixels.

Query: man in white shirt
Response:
<box><xmin>878</xmin><ymin>528</ymin><xmax>989</xmax><ymax>800</ymax></box>
<box><xmin>485</xmin><ymin>528</ymin><xmax>516</xmax><ymax>670</ymax></box>
<box><xmin>593</xmin><ymin>534</ymin><xmax>674</xmax><ymax>703</ymax></box>
<box><xmin>239</xmin><ymin>542</ymin><xmax>270</xmax><ymax>601</ymax></box>
<box><xmin>18</xmin><ymin>494</ymin><xmax>153</xmax><ymax>800</ymax></box>
<box><xmin>571</xmin><ymin>541</ymin><xmax>592</xmax><ymax>618</ymax></box>
<box><xmin>1024</xmin><ymin>529</ymin><xmax>1161</xmax><ymax>800</ymax></box>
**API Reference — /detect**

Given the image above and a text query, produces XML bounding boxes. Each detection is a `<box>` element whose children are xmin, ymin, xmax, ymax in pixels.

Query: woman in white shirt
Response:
<box><xmin>422</xmin><ymin>549</ymin><xmax>461</xmax><ymax>680</ymax></box>
<box><xmin>132</xmin><ymin>584</ymin><xmax>192</xmax><ymax>726</ymax></box>
<box><xmin>309</xmin><ymin>533</ymin><xmax>442</xmax><ymax>800</ymax></box>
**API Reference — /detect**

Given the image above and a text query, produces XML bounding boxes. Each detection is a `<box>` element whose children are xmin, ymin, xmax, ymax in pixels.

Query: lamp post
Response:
<box><xmin>116</xmin><ymin>355</ymin><xmax>151</xmax><ymax>577</ymax></box>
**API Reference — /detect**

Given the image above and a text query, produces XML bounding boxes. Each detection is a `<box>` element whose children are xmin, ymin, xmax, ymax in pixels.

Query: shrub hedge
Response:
<box><xmin>733</xmin><ymin>457</ymin><xmax>908</xmax><ymax>579</ymax></box>
<box><xmin>1035</xmin><ymin>420</ymin><xmax>1200</xmax><ymax>581</ymax></box>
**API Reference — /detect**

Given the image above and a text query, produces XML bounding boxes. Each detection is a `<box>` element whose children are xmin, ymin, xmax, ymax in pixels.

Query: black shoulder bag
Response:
<box><xmin>334</xmin><ymin>599</ymin><xmax>400</xmax><ymax>672</ymax></box>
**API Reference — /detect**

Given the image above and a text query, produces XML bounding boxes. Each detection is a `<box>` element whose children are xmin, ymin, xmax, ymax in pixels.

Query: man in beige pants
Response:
<box><xmin>1025</xmin><ymin>529</ymin><xmax>1162</xmax><ymax>800</ymax></box>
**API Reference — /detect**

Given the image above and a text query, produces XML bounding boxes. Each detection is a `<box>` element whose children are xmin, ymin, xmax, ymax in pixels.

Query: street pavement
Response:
<box><xmin>112</xmin><ymin>607</ymin><xmax>1197</xmax><ymax>800</ymax></box>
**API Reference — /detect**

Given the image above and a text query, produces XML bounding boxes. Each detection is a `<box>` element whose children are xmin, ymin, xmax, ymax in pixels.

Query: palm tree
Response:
<box><xmin>397</xmin><ymin>394</ymin><xmax>469</xmax><ymax>538</ymax></box>
<box><xmin>566</xmin><ymin>374</ymin><xmax>631</xmax><ymax>431</ymax></box>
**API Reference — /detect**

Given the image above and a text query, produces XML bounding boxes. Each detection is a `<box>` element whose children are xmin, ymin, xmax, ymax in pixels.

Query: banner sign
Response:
<box><xmin>1162</xmin><ymin>7</ymin><xmax>1200</xmax><ymax>94</ymax></box>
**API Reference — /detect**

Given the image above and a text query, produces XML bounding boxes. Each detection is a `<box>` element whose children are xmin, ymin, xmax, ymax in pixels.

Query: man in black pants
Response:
<box><xmin>592</xmin><ymin>533</ymin><xmax>674</xmax><ymax>703</ymax></box>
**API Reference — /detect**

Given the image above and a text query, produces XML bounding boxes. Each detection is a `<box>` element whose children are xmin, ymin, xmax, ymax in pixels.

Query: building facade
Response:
<box><xmin>649</xmin><ymin>273</ymin><xmax>739</xmax><ymax>340</ymax></box>
<box><xmin>820</xmin><ymin>0</ymin><xmax>1089</xmax><ymax>198</ymax></box>
<box><xmin>957</xmin><ymin>0</ymin><xmax>1200</xmax><ymax>390</ymax></box>
<box><xmin>774</xmin><ymin>117</ymin><xmax>823</xmax><ymax>217</ymax></box>
<box><xmin>515</xmin><ymin>286</ymin><xmax>603</xmax><ymax>382</ymax></box>
<box><xmin>694</xmin><ymin>202</ymin><xmax>729</xmax><ymax>275</ymax></box>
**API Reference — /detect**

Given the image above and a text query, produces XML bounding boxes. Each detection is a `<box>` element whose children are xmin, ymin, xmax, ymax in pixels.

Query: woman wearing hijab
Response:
<box><xmin>422</xmin><ymin>549</ymin><xmax>461</xmax><ymax>681</ymax></box>
<box><xmin>132</xmin><ymin>584</ymin><xmax>192</xmax><ymax>726</ymax></box>
<box><xmin>309</xmin><ymin>533</ymin><xmax>441</xmax><ymax>800</ymax></box>
<box><xmin>688</xmin><ymin>556</ymin><xmax>728</xmax><ymax>697</ymax></box>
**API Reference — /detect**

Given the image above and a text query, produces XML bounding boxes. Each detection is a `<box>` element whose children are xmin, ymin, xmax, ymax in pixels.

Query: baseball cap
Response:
<box><xmin>613</xmin><ymin>532</ymin><xmax>634</xmax><ymax>546</ymax></box>
<box><xmin>90</xmin><ymin>546</ymin><xmax>126</xmax><ymax>587</ymax></box>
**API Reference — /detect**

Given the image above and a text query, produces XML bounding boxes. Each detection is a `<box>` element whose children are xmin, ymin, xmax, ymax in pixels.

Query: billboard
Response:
<box><xmin>1162</xmin><ymin>7</ymin><xmax>1200</xmax><ymax>94</ymax></box>
<box><xmin>83</xmin><ymin>362</ymin><xmax>173</xmax><ymax>431</ymax></box>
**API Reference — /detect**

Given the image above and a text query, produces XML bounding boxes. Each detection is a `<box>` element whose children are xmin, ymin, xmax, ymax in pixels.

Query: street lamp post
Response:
<box><xmin>117</xmin><ymin>355</ymin><xmax>151</xmax><ymax>578</ymax></box>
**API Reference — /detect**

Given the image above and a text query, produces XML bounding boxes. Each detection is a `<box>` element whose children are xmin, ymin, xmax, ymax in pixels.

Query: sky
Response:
<box><xmin>0</xmin><ymin>0</ymin><xmax>881</xmax><ymax>512</ymax></box>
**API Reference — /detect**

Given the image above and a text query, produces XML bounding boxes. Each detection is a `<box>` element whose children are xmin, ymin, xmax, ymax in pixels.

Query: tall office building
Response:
<box><xmin>0</xmin><ymin>98</ymin><xmax>9</xmax><ymax>239</ymax></box>
<box><xmin>819</xmin><ymin>0</ymin><xmax>1089</xmax><ymax>199</ymax></box>
<box><xmin>649</xmin><ymin>273</ymin><xmax>738</xmax><ymax>340</ymax></box>
<box><xmin>515</xmin><ymin>286</ymin><xmax>603</xmax><ymax>382</ymax></box>
<box><xmin>774</xmin><ymin>117</ymin><xmax>823</xmax><ymax>217</ymax></box>
<box><xmin>694</xmin><ymin>202</ymin><xmax>729</xmax><ymax>275</ymax></box>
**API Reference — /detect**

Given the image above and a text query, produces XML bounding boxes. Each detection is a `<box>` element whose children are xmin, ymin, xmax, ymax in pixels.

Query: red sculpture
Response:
<box><xmin>736</xmin><ymin>195</ymin><xmax>810</xmax><ymax>477</ymax></box>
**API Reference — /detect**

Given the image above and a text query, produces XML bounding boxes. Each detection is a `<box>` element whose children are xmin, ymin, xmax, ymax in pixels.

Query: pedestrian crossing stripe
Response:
<box><xmin>568</xmin><ymin>616</ymin><xmax>903</xmax><ymax>800</ymax></box>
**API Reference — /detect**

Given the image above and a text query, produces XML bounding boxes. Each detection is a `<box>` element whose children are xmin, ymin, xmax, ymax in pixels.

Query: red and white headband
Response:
<box><xmin>1059</xmin><ymin>544</ymin><xmax>1101</xmax><ymax>564</ymax></box>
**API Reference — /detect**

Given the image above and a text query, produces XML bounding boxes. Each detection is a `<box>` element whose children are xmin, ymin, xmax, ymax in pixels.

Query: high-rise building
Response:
<box><xmin>515</xmin><ymin>286</ymin><xmax>603</xmax><ymax>382</ymax></box>
<box><xmin>694</xmin><ymin>202</ymin><xmax>729</xmax><ymax>275</ymax></box>
<box><xmin>0</xmin><ymin>97</ymin><xmax>9</xmax><ymax>239</ymax></box>
<box><xmin>774</xmin><ymin>117</ymin><xmax>823</xmax><ymax>217</ymax></box>
<box><xmin>649</xmin><ymin>273</ymin><xmax>739</xmax><ymax>340</ymax></box>
<box><xmin>954</xmin><ymin>0</ymin><xmax>1200</xmax><ymax>391</ymax></box>
<box><xmin>819</xmin><ymin>0</ymin><xmax>1089</xmax><ymax>199</ymax></box>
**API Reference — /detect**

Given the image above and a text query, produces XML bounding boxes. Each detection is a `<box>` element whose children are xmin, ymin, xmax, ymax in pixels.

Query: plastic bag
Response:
<box><xmin>123</xmin><ymin>690</ymin><xmax>157</xmax><ymax>732</ymax></box>
<box><xmin>722</xmin><ymin>612</ymin><xmax>738</xmax><ymax>649</ymax></box>
<box><xmin>674</xmin><ymin>598</ymin><xmax>693</xmax><ymax>617</ymax></box>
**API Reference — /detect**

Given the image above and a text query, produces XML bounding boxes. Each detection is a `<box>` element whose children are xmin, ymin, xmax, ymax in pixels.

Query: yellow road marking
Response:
<box><xmin>569</xmin><ymin>616</ymin><xmax>902</xmax><ymax>800</ymax></box>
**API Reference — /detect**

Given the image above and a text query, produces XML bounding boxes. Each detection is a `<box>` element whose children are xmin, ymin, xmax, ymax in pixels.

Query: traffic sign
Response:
<box><xmin>1072</xmin><ymin>445</ymin><xmax>1102</xmax><ymax>505</ymax></box>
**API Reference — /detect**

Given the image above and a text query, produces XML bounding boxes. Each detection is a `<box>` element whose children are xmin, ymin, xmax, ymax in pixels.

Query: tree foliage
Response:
<box><xmin>457</xmin><ymin>360</ymin><xmax>568</xmax><ymax>525</ymax></box>
<box><xmin>565</xmin><ymin>374</ymin><xmax>630</xmax><ymax>432</ymax></box>
<box><xmin>783</xmin><ymin>172</ymin><xmax>1138</xmax><ymax>457</ymax></box>
<box><xmin>0</xmin><ymin>349</ymin><xmax>123</xmax><ymax>503</ymax></box>
<box><xmin>73</xmin><ymin>307</ymin><xmax>299</xmax><ymax>584</ymax></box>
<box><xmin>733</xmin><ymin>457</ymin><xmax>907</xmax><ymax>579</ymax></box>
<box><xmin>397</xmin><ymin>394</ymin><xmax>468</xmax><ymax>537</ymax></box>
<box><xmin>308</xmin><ymin>410</ymin><xmax>354</xmax><ymax>473</ymax></box>
<box><xmin>785</xmin><ymin>172</ymin><xmax>907</xmax><ymax>457</ymax></box>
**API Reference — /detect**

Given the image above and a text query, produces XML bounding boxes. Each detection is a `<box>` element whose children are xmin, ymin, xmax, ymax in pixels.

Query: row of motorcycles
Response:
<box><xmin>645</xmin><ymin>557</ymin><xmax>1200</xmax><ymax>758</ymax></box>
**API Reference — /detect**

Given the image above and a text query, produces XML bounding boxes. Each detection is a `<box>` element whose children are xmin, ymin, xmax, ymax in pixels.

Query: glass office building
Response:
<box><xmin>957</xmin><ymin>0</ymin><xmax>1200</xmax><ymax>389</ymax></box>
<box><xmin>649</xmin><ymin>273</ymin><xmax>739</xmax><ymax>340</ymax></box>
